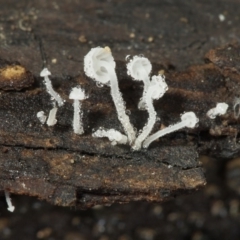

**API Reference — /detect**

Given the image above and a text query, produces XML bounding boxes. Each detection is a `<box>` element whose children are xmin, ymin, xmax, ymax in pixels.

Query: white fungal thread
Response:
<box><xmin>5</xmin><ymin>191</ymin><xmax>15</xmax><ymax>212</ymax></box>
<box><xmin>69</xmin><ymin>87</ymin><xmax>87</xmax><ymax>135</ymax></box>
<box><xmin>126</xmin><ymin>55</ymin><xmax>152</xmax><ymax>110</ymax></box>
<box><xmin>92</xmin><ymin>128</ymin><xmax>128</xmax><ymax>145</ymax></box>
<box><xmin>207</xmin><ymin>102</ymin><xmax>229</xmax><ymax>119</ymax></box>
<box><xmin>132</xmin><ymin>75</ymin><xmax>168</xmax><ymax>150</ymax></box>
<box><xmin>40</xmin><ymin>68</ymin><xmax>64</xmax><ymax>107</ymax></box>
<box><xmin>84</xmin><ymin>47</ymin><xmax>136</xmax><ymax>144</ymax></box>
<box><xmin>143</xmin><ymin>112</ymin><xmax>199</xmax><ymax>148</ymax></box>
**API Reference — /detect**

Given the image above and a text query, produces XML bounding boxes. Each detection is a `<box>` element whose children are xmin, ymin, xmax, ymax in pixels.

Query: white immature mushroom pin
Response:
<box><xmin>207</xmin><ymin>102</ymin><xmax>229</xmax><ymax>119</ymax></box>
<box><xmin>69</xmin><ymin>87</ymin><xmax>87</xmax><ymax>135</ymax></box>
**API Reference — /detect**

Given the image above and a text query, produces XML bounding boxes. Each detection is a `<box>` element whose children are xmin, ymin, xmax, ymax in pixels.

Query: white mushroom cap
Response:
<box><xmin>126</xmin><ymin>56</ymin><xmax>152</xmax><ymax>80</ymax></box>
<box><xmin>181</xmin><ymin>112</ymin><xmax>199</xmax><ymax>128</ymax></box>
<box><xmin>69</xmin><ymin>87</ymin><xmax>86</xmax><ymax>100</ymax></box>
<box><xmin>149</xmin><ymin>75</ymin><xmax>168</xmax><ymax>100</ymax></box>
<box><xmin>40</xmin><ymin>68</ymin><xmax>51</xmax><ymax>77</ymax></box>
<box><xmin>215</xmin><ymin>102</ymin><xmax>228</xmax><ymax>115</ymax></box>
<box><xmin>84</xmin><ymin>47</ymin><xmax>116</xmax><ymax>84</ymax></box>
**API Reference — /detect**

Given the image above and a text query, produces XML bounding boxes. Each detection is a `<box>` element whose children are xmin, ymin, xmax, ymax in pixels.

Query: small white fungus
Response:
<box><xmin>69</xmin><ymin>87</ymin><xmax>87</xmax><ymax>135</ymax></box>
<box><xmin>133</xmin><ymin>75</ymin><xmax>168</xmax><ymax>150</ymax></box>
<box><xmin>219</xmin><ymin>14</ymin><xmax>225</xmax><ymax>22</ymax></box>
<box><xmin>93</xmin><ymin>128</ymin><xmax>128</xmax><ymax>145</ymax></box>
<box><xmin>84</xmin><ymin>47</ymin><xmax>136</xmax><ymax>144</ymax></box>
<box><xmin>5</xmin><ymin>191</ymin><xmax>15</xmax><ymax>212</ymax></box>
<box><xmin>143</xmin><ymin>112</ymin><xmax>199</xmax><ymax>148</ymax></box>
<box><xmin>206</xmin><ymin>102</ymin><xmax>229</xmax><ymax>119</ymax></box>
<box><xmin>37</xmin><ymin>111</ymin><xmax>47</xmax><ymax>124</ymax></box>
<box><xmin>46</xmin><ymin>107</ymin><xmax>58</xmax><ymax>126</ymax></box>
<box><xmin>40</xmin><ymin>68</ymin><xmax>64</xmax><ymax>107</ymax></box>
<box><xmin>126</xmin><ymin>55</ymin><xmax>152</xmax><ymax>110</ymax></box>
<box><xmin>82</xmin><ymin>47</ymin><xmax>199</xmax><ymax>150</ymax></box>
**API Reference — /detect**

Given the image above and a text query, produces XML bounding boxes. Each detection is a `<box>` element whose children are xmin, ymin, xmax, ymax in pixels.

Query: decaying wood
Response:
<box><xmin>0</xmin><ymin>58</ymin><xmax>206</xmax><ymax>207</ymax></box>
<box><xmin>1</xmin><ymin>43</ymin><xmax>240</xmax><ymax>208</ymax></box>
<box><xmin>0</xmin><ymin>0</ymin><xmax>240</xmax><ymax>208</ymax></box>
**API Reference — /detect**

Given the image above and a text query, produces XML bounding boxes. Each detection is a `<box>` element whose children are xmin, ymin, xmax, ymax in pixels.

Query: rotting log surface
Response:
<box><xmin>0</xmin><ymin>60</ymin><xmax>206</xmax><ymax>207</ymax></box>
<box><xmin>0</xmin><ymin>0</ymin><xmax>240</xmax><ymax>208</ymax></box>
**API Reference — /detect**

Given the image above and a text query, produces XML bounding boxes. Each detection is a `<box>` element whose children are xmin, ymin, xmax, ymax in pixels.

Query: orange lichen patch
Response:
<box><xmin>1</xmin><ymin>65</ymin><xmax>25</xmax><ymax>79</ymax></box>
<box><xmin>0</xmin><ymin>64</ymin><xmax>34</xmax><ymax>90</ymax></box>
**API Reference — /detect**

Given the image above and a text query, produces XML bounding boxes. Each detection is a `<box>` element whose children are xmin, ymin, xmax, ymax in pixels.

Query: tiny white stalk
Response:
<box><xmin>69</xmin><ymin>87</ymin><xmax>87</xmax><ymax>135</ymax></box>
<box><xmin>93</xmin><ymin>128</ymin><xmax>128</xmax><ymax>145</ymax></box>
<box><xmin>84</xmin><ymin>47</ymin><xmax>136</xmax><ymax>144</ymax></box>
<box><xmin>126</xmin><ymin>56</ymin><xmax>152</xmax><ymax>110</ymax></box>
<box><xmin>143</xmin><ymin>112</ymin><xmax>199</xmax><ymax>148</ymax></box>
<box><xmin>132</xmin><ymin>75</ymin><xmax>168</xmax><ymax>150</ymax></box>
<box><xmin>47</xmin><ymin>107</ymin><xmax>58</xmax><ymax>126</ymax></box>
<box><xmin>40</xmin><ymin>68</ymin><xmax>64</xmax><ymax>107</ymax></box>
<box><xmin>5</xmin><ymin>191</ymin><xmax>15</xmax><ymax>212</ymax></box>
<box><xmin>207</xmin><ymin>102</ymin><xmax>229</xmax><ymax>119</ymax></box>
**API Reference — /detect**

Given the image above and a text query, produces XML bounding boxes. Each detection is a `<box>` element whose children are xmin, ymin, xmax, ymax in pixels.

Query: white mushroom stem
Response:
<box><xmin>93</xmin><ymin>128</ymin><xmax>128</xmax><ymax>145</ymax></box>
<box><xmin>73</xmin><ymin>99</ymin><xmax>83</xmax><ymax>134</ymax></box>
<box><xmin>207</xmin><ymin>102</ymin><xmax>229</xmax><ymax>119</ymax></box>
<box><xmin>126</xmin><ymin>56</ymin><xmax>152</xmax><ymax>110</ymax></box>
<box><xmin>102</xmin><ymin>62</ymin><xmax>136</xmax><ymax>144</ymax></box>
<box><xmin>138</xmin><ymin>69</ymin><xmax>151</xmax><ymax>110</ymax></box>
<box><xmin>132</xmin><ymin>75</ymin><xmax>168</xmax><ymax>150</ymax></box>
<box><xmin>69</xmin><ymin>87</ymin><xmax>86</xmax><ymax>135</ymax></box>
<box><xmin>40</xmin><ymin>68</ymin><xmax>64</xmax><ymax>107</ymax></box>
<box><xmin>5</xmin><ymin>191</ymin><xmax>15</xmax><ymax>212</ymax></box>
<box><xmin>47</xmin><ymin>107</ymin><xmax>58</xmax><ymax>126</ymax></box>
<box><xmin>84</xmin><ymin>47</ymin><xmax>136</xmax><ymax>144</ymax></box>
<box><xmin>132</xmin><ymin>88</ymin><xmax>156</xmax><ymax>150</ymax></box>
<box><xmin>143</xmin><ymin>112</ymin><xmax>199</xmax><ymax>148</ymax></box>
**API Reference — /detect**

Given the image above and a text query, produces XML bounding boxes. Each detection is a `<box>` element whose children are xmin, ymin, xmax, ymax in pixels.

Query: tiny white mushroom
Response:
<box><xmin>46</xmin><ymin>107</ymin><xmax>58</xmax><ymax>126</ymax></box>
<box><xmin>92</xmin><ymin>128</ymin><xmax>128</xmax><ymax>145</ymax></box>
<box><xmin>40</xmin><ymin>68</ymin><xmax>64</xmax><ymax>107</ymax></box>
<box><xmin>143</xmin><ymin>112</ymin><xmax>199</xmax><ymax>148</ymax></box>
<box><xmin>69</xmin><ymin>87</ymin><xmax>86</xmax><ymax>135</ymax></box>
<box><xmin>5</xmin><ymin>191</ymin><xmax>15</xmax><ymax>212</ymax></box>
<box><xmin>207</xmin><ymin>102</ymin><xmax>229</xmax><ymax>119</ymax></box>
<box><xmin>84</xmin><ymin>47</ymin><xmax>136</xmax><ymax>144</ymax></box>
<box><xmin>126</xmin><ymin>56</ymin><xmax>152</xmax><ymax>110</ymax></box>
<box><xmin>132</xmin><ymin>75</ymin><xmax>168</xmax><ymax>150</ymax></box>
<box><xmin>37</xmin><ymin>111</ymin><xmax>47</xmax><ymax>124</ymax></box>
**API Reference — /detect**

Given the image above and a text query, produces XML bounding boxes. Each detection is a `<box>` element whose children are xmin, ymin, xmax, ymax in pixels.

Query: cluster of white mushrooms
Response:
<box><xmin>37</xmin><ymin>46</ymin><xmax>229</xmax><ymax>151</ymax></box>
<box><xmin>6</xmin><ymin>47</ymin><xmax>230</xmax><ymax>213</ymax></box>
<box><xmin>83</xmin><ymin>47</ymin><xmax>200</xmax><ymax>150</ymax></box>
